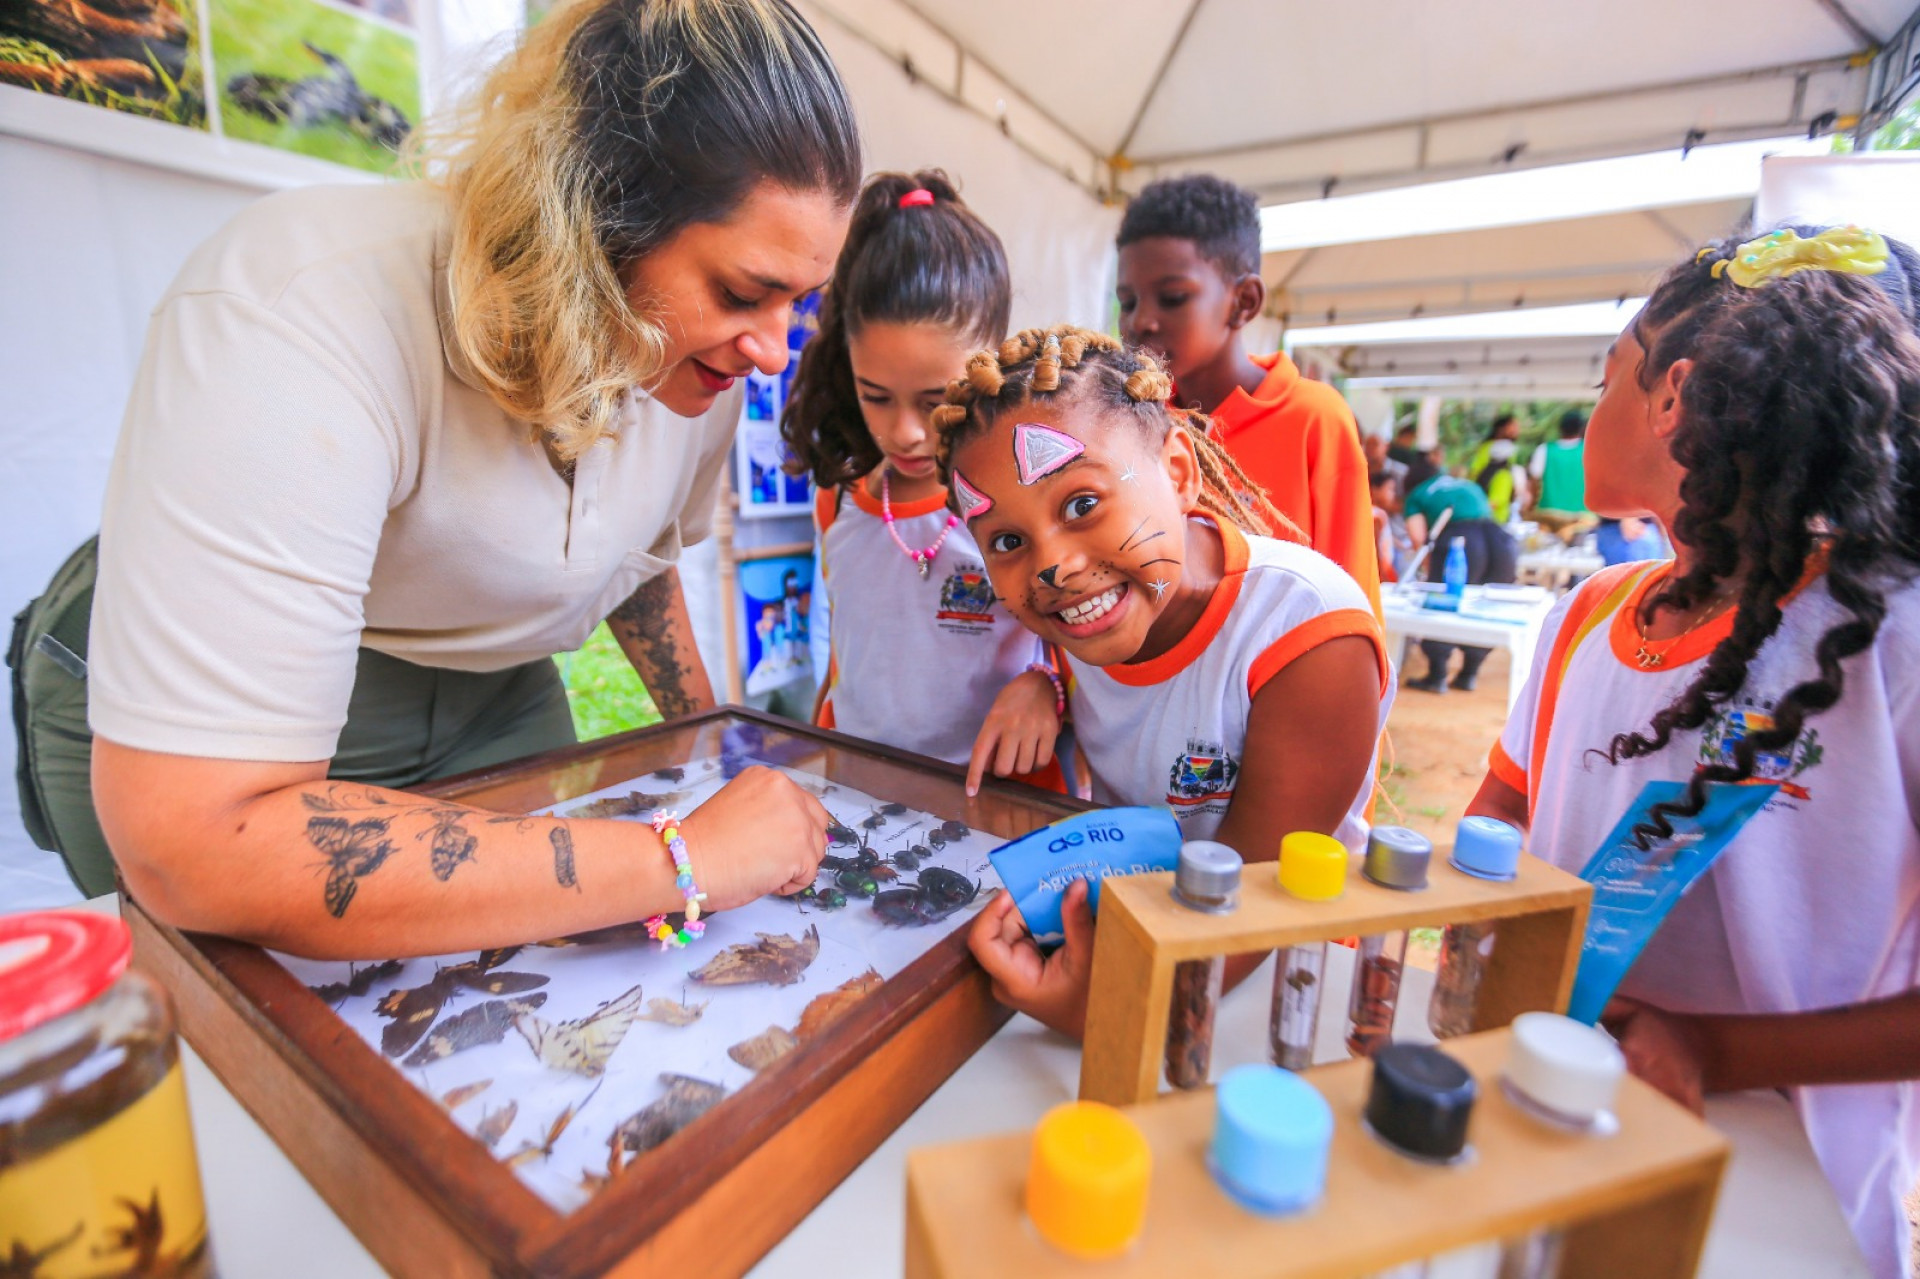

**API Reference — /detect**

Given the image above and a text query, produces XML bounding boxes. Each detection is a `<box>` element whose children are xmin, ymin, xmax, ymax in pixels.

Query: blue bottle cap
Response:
<box><xmin>1363</xmin><ymin>825</ymin><xmax>1432</xmax><ymax>891</ymax></box>
<box><xmin>1207</xmin><ymin>1064</ymin><xmax>1333</xmax><ymax>1216</ymax></box>
<box><xmin>1450</xmin><ymin>816</ymin><xmax>1523</xmax><ymax>881</ymax></box>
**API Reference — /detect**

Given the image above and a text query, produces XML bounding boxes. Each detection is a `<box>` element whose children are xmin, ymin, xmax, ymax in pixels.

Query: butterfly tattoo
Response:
<box><xmin>306</xmin><ymin>816</ymin><xmax>397</xmax><ymax>919</ymax></box>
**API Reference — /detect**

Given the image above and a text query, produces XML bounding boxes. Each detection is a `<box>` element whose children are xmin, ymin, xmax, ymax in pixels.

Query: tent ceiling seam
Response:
<box><xmin>1125</xmin><ymin>54</ymin><xmax>1860</xmax><ymax>168</ymax></box>
<box><xmin>1112</xmin><ymin>0</ymin><xmax>1208</xmax><ymax>162</ymax></box>
<box><xmin>1811</xmin><ymin>0</ymin><xmax>1881</xmax><ymax>46</ymax></box>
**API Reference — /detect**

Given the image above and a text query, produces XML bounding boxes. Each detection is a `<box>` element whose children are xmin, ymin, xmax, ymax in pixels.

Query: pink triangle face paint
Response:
<box><xmin>1012</xmin><ymin>422</ymin><xmax>1085</xmax><ymax>485</ymax></box>
<box><xmin>951</xmin><ymin>470</ymin><xmax>994</xmax><ymax>522</ymax></box>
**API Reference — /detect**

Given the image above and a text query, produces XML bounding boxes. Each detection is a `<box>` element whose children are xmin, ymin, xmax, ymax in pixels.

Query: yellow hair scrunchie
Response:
<box><xmin>1710</xmin><ymin>226</ymin><xmax>1890</xmax><ymax>288</ymax></box>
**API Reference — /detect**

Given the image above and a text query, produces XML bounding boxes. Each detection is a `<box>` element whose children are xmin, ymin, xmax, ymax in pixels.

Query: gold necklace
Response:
<box><xmin>1632</xmin><ymin>587</ymin><xmax>1736</xmax><ymax>669</ymax></box>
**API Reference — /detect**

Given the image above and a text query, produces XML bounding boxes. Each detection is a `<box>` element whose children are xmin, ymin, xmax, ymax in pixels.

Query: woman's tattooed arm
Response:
<box><xmin>607</xmin><ymin>568</ymin><xmax>717</xmax><ymax>718</ymax></box>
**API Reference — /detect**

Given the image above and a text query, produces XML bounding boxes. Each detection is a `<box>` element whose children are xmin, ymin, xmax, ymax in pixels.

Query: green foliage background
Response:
<box><xmin>553</xmin><ymin>623</ymin><xmax>661</xmax><ymax>741</ymax></box>
<box><xmin>210</xmin><ymin>0</ymin><xmax>416</xmax><ymax>173</ymax></box>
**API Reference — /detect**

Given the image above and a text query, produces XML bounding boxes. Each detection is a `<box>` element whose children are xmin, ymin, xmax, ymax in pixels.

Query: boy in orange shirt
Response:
<box><xmin>1117</xmin><ymin>175</ymin><xmax>1380</xmax><ymax>615</ymax></box>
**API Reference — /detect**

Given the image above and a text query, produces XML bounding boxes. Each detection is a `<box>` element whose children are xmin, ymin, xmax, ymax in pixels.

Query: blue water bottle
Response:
<box><xmin>1426</xmin><ymin>536</ymin><xmax>1468</xmax><ymax>612</ymax></box>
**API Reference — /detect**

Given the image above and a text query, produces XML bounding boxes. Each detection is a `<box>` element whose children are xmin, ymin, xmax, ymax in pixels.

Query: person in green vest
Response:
<box><xmin>1469</xmin><ymin>413</ymin><xmax>1527</xmax><ymax>523</ymax></box>
<box><xmin>1530</xmin><ymin>409</ymin><xmax>1590</xmax><ymax>519</ymax></box>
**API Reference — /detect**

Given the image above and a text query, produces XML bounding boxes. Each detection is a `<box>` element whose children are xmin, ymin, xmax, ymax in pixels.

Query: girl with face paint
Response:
<box><xmin>934</xmin><ymin>326</ymin><xmax>1394</xmax><ymax>1039</ymax></box>
<box><xmin>782</xmin><ymin>173</ymin><xmax>1065</xmax><ymax>793</ymax></box>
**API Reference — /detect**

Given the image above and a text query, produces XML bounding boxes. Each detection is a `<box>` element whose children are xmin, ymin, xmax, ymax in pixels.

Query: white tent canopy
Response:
<box><xmin>814</xmin><ymin>0</ymin><xmax>1919</xmax><ymax>201</ymax></box>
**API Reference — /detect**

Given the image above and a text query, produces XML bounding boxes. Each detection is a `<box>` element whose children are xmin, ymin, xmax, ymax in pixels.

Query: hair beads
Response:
<box><xmin>930</xmin><ymin>324</ymin><xmax>1298</xmax><ymax>541</ymax></box>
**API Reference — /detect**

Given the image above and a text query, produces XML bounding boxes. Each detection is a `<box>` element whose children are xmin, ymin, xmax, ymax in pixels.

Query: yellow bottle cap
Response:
<box><xmin>1025</xmin><ymin>1101</ymin><xmax>1151</xmax><ymax>1258</ymax></box>
<box><xmin>1279</xmin><ymin>831</ymin><xmax>1348</xmax><ymax>900</ymax></box>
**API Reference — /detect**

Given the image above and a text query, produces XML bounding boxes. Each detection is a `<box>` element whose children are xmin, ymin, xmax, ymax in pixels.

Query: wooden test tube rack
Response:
<box><xmin>1081</xmin><ymin>852</ymin><xmax>1593</xmax><ymax>1106</ymax></box>
<box><xmin>906</xmin><ymin>1028</ymin><xmax>1730</xmax><ymax>1279</ymax></box>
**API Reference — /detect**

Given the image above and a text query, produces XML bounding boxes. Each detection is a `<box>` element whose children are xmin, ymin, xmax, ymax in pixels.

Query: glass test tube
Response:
<box><xmin>1497</xmin><ymin>1230</ymin><xmax>1564</xmax><ymax>1279</ymax></box>
<box><xmin>1163</xmin><ymin>840</ymin><xmax>1242</xmax><ymax>1090</ymax></box>
<box><xmin>1428</xmin><ymin>919</ymin><xmax>1497</xmax><ymax>1039</ymax></box>
<box><xmin>1346</xmin><ymin>930</ymin><xmax>1409</xmax><ymax>1058</ymax></box>
<box><xmin>1269</xmin><ymin>942</ymin><xmax>1327</xmax><ymax>1070</ymax></box>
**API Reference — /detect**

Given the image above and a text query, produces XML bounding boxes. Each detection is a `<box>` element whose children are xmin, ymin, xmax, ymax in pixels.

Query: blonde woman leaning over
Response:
<box><xmin>11</xmin><ymin>0</ymin><xmax>861</xmax><ymax>958</ymax></box>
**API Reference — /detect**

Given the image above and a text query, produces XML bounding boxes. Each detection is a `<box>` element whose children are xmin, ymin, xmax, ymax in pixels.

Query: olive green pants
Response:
<box><xmin>9</xmin><ymin>538</ymin><xmax>577</xmax><ymax>898</ymax></box>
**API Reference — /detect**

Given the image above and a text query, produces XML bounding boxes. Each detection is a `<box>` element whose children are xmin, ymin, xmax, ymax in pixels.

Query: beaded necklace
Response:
<box><xmin>881</xmin><ymin>469</ymin><xmax>959</xmax><ymax>578</ymax></box>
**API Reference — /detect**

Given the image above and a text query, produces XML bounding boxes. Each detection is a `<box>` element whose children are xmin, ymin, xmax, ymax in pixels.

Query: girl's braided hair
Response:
<box><xmin>929</xmin><ymin>324</ymin><xmax>1301</xmax><ymax>540</ymax></box>
<box><xmin>1598</xmin><ymin>227</ymin><xmax>1920</xmax><ymax>846</ymax></box>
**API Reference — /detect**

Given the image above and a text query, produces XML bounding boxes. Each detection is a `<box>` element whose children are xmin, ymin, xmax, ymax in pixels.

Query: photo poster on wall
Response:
<box><xmin>210</xmin><ymin>0</ymin><xmax>417</xmax><ymax>173</ymax></box>
<box><xmin>0</xmin><ymin>0</ymin><xmax>206</xmax><ymax>127</ymax></box>
<box><xmin>738</xmin><ymin>555</ymin><xmax>813</xmax><ymax>697</ymax></box>
<box><xmin>733</xmin><ymin>290</ymin><xmax>820</xmax><ymax>519</ymax></box>
<box><xmin>0</xmin><ymin>0</ymin><xmax>417</xmax><ymax>173</ymax></box>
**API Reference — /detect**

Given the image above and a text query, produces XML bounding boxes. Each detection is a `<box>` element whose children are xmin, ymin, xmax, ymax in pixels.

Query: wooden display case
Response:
<box><xmin>124</xmin><ymin>708</ymin><xmax>1086</xmax><ymax>1279</ymax></box>
<box><xmin>907</xmin><ymin>1028</ymin><xmax>1731</xmax><ymax>1279</ymax></box>
<box><xmin>1080</xmin><ymin>854</ymin><xmax>1593</xmax><ymax>1106</ymax></box>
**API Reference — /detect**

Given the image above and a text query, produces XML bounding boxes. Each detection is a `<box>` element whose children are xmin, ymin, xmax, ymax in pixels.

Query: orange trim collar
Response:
<box><xmin>1606</xmin><ymin>549</ymin><xmax>1830</xmax><ymax>672</ymax></box>
<box><xmin>1106</xmin><ymin>519</ymin><xmax>1248</xmax><ymax>687</ymax></box>
<box><xmin>847</xmin><ymin>476</ymin><xmax>951</xmax><ymax>521</ymax></box>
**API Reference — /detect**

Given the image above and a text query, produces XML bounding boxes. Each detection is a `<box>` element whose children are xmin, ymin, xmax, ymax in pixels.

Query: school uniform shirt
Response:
<box><xmin>1491</xmin><ymin>559</ymin><xmax>1920</xmax><ymax>1279</ymax></box>
<box><xmin>815</xmin><ymin>483</ymin><xmax>1044</xmax><ymax>766</ymax></box>
<box><xmin>1066</xmin><ymin>520</ymin><xmax>1392</xmax><ymax>849</ymax></box>
<box><xmin>1205</xmin><ymin>351</ymin><xmax>1382</xmax><ymax>618</ymax></box>
<box><xmin>89</xmin><ymin>181</ymin><xmax>740</xmax><ymax>762</ymax></box>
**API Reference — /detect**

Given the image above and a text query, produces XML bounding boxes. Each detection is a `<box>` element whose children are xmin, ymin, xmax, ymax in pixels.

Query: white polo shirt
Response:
<box><xmin>89</xmin><ymin>181</ymin><xmax>740</xmax><ymax>762</ymax></box>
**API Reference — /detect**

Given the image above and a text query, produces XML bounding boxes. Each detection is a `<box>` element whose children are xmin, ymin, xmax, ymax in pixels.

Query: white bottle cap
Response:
<box><xmin>1503</xmin><ymin>1012</ymin><xmax>1626</xmax><ymax>1130</ymax></box>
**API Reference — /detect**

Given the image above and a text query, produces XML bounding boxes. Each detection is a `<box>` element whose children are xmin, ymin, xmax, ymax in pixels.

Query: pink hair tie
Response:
<box><xmin>898</xmin><ymin>188</ymin><xmax>935</xmax><ymax>209</ymax></box>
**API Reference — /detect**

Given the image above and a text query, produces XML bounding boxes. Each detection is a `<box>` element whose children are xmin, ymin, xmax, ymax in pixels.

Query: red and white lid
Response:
<box><xmin>0</xmin><ymin>911</ymin><xmax>133</xmax><ymax>1043</ymax></box>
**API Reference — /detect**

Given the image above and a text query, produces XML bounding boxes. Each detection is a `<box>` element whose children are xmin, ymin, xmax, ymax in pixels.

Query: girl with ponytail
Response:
<box><xmin>782</xmin><ymin>172</ymin><xmax>1064</xmax><ymax>792</ymax></box>
<box><xmin>1469</xmin><ymin>226</ymin><xmax>1920</xmax><ymax>1278</ymax></box>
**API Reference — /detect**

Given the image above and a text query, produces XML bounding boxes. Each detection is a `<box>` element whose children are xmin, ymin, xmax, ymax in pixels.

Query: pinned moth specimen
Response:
<box><xmin>689</xmin><ymin>926</ymin><xmax>819</xmax><ymax>987</ymax></box>
<box><xmin>562</xmin><ymin>790</ymin><xmax>688</xmax><ymax>820</ymax></box>
<box><xmin>473</xmin><ymin>1100</ymin><xmax>518</xmax><ymax>1149</ymax></box>
<box><xmin>636</xmin><ymin>995</ymin><xmax>708</xmax><ymax>1027</ymax></box>
<box><xmin>506</xmin><ymin>1091</ymin><xmax>595</xmax><ymax>1169</ymax></box>
<box><xmin>607</xmin><ymin>1075</ymin><xmax>726</xmax><ymax>1167</ymax></box>
<box><xmin>514</xmin><ymin>984</ymin><xmax>648</xmax><ymax>1077</ymax></box>
<box><xmin>308</xmin><ymin>958</ymin><xmax>404</xmax><ymax>1006</ymax></box>
<box><xmin>374</xmin><ymin>949</ymin><xmax>549</xmax><ymax>1058</ymax></box>
<box><xmin>403</xmin><ymin>993</ymin><xmax>548</xmax><ymax>1066</ymax></box>
<box><xmin>793</xmin><ymin>969</ymin><xmax>884</xmax><ymax>1042</ymax></box>
<box><xmin>727</xmin><ymin>1025</ymin><xmax>798</xmax><ymax>1073</ymax></box>
<box><xmin>439</xmin><ymin>1080</ymin><xmax>492</xmax><ymax>1111</ymax></box>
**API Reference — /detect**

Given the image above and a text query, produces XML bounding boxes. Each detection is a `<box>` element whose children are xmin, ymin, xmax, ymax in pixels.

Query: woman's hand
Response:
<box><xmin>678</xmin><ymin>766</ymin><xmax>831</xmax><ymax>910</ymax></box>
<box><xmin>1601</xmin><ymin>996</ymin><xmax>1710</xmax><ymax>1115</ymax></box>
<box><xmin>968</xmin><ymin>880</ymin><xmax>1095</xmax><ymax>1040</ymax></box>
<box><xmin>965</xmin><ymin>670</ymin><xmax>1062</xmax><ymax>796</ymax></box>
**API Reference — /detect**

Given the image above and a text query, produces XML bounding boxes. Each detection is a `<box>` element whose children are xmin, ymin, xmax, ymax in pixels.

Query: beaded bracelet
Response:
<box><xmin>1027</xmin><ymin>663</ymin><xmax>1066</xmax><ymax>717</ymax></box>
<box><xmin>643</xmin><ymin>809</ymin><xmax>708</xmax><ymax>950</ymax></box>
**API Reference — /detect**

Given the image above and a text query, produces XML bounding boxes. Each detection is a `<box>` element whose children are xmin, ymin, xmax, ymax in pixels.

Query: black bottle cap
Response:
<box><xmin>1365</xmin><ymin>1043</ymin><xmax>1477</xmax><ymax>1162</ymax></box>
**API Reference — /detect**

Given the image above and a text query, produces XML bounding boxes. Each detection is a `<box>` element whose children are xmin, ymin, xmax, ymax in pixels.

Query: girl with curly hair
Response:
<box><xmin>939</xmin><ymin>326</ymin><xmax>1392</xmax><ymax>1039</ymax></box>
<box><xmin>1470</xmin><ymin>227</ymin><xmax>1920</xmax><ymax>1278</ymax></box>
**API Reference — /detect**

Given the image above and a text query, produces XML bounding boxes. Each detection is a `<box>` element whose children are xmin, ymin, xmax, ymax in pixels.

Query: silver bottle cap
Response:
<box><xmin>1363</xmin><ymin>826</ymin><xmax>1433</xmax><ymax>891</ymax></box>
<box><xmin>1173</xmin><ymin>840</ymin><xmax>1243</xmax><ymax>913</ymax></box>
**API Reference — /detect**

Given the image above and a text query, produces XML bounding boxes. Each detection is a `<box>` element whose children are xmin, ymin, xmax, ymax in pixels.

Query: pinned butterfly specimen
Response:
<box><xmin>637</xmin><ymin>995</ymin><xmax>708</xmax><ymax>1027</ymax></box>
<box><xmin>420</xmin><ymin>808</ymin><xmax>479</xmax><ymax>882</ymax></box>
<box><xmin>402</xmin><ymin>993</ymin><xmax>548</xmax><ymax>1066</ymax></box>
<box><xmin>533</xmin><ymin>921</ymin><xmax>659</xmax><ymax>948</ymax></box>
<box><xmin>374</xmin><ymin>948</ymin><xmax>549</xmax><ymax>1058</ymax></box>
<box><xmin>607</xmin><ymin>1075</ymin><xmax>726</xmax><ymax>1168</ymax></box>
<box><xmin>306</xmin><ymin>814</ymin><xmax>398</xmax><ymax>918</ymax></box>
<box><xmin>506</xmin><ymin>1090</ymin><xmax>596</xmax><ymax>1168</ymax></box>
<box><xmin>727</xmin><ymin>1025</ymin><xmax>798</xmax><ymax>1073</ymax></box>
<box><xmin>513</xmin><ymin>984</ymin><xmax>647</xmax><ymax>1077</ymax></box>
<box><xmin>473</xmin><ymin>1100</ymin><xmax>518</xmax><ymax>1149</ymax></box>
<box><xmin>794</xmin><ymin>969</ymin><xmax>884</xmax><ymax>1042</ymax></box>
<box><xmin>439</xmin><ymin>1080</ymin><xmax>492</xmax><ymax>1111</ymax></box>
<box><xmin>308</xmin><ymin>958</ymin><xmax>404</xmax><ymax>1006</ymax></box>
<box><xmin>689</xmin><ymin>926</ymin><xmax>819</xmax><ymax>988</ymax></box>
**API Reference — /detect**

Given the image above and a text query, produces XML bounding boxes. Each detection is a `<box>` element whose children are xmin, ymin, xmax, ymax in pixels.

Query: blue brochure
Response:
<box><xmin>987</xmin><ymin>807</ymin><xmax>1183</xmax><ymax>946</ymax></box>
<box><xmin>1567</xmin><ymin>780</ymin><xmax>1778</xmax><ymax>1023</ymax></box>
